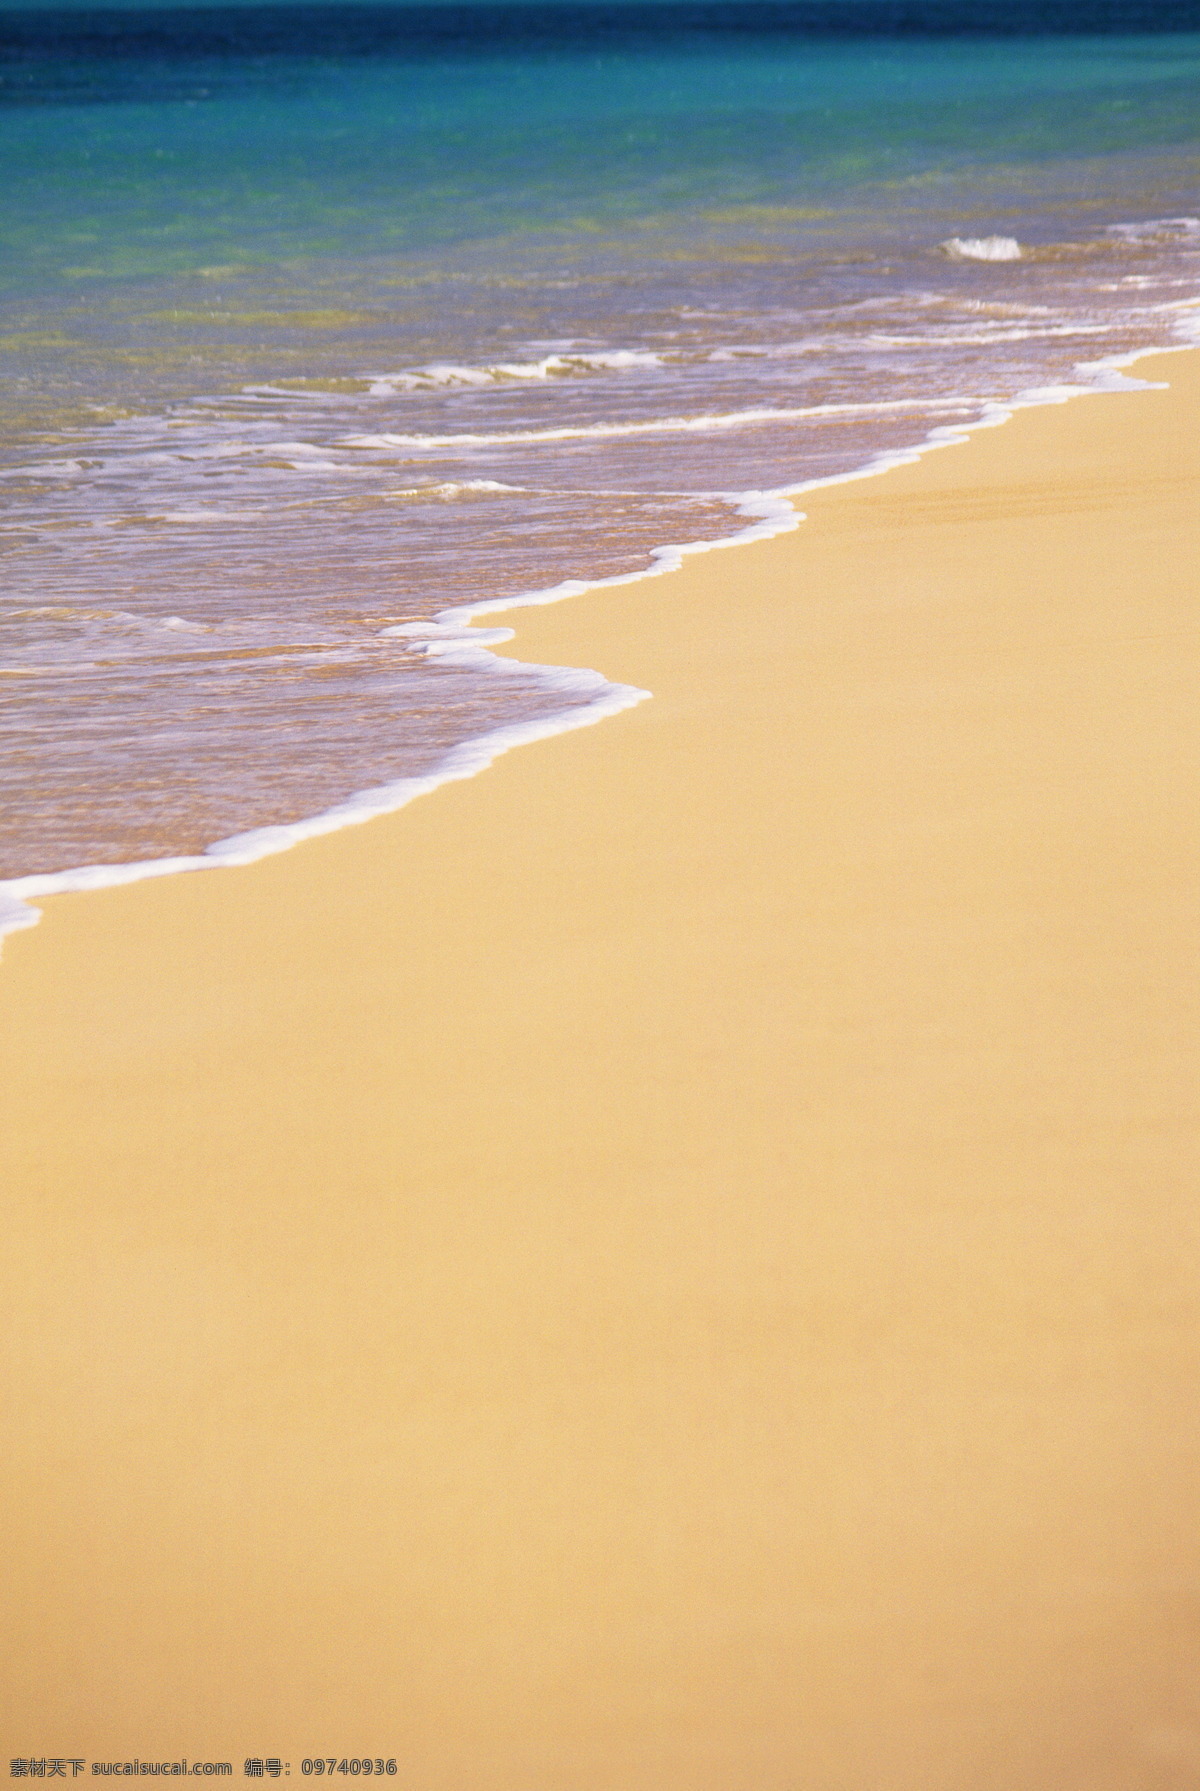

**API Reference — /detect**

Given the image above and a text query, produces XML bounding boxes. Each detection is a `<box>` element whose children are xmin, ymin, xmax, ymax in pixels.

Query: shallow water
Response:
<box><xmin>1</xmin><ymin>2</ymin><xmax>1198</xmax><ymax>883</ymax></box>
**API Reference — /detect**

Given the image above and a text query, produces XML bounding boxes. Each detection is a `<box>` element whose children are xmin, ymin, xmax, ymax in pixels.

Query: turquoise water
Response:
<box><xmin>1</xmin><ymin>3</ymin><xmax>1199</xmax><ymax>888</ymax></box>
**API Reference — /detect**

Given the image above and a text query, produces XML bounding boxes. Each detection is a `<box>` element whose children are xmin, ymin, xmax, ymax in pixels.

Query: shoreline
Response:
<box><xmin>2</xmin><ymin>346</ymin><xmax>1199</xmax><ymax>1784</ymax></box>
<box><xmin>1</xmin><ymin>340</ymin><xmax>1191</xmax><ymax>948</ymax></box>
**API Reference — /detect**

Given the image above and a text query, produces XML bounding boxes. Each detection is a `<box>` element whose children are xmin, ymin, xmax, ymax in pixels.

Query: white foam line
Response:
<box><xmin>0</xmin><ymin>669</ymin><xmax>648</xmax><ymax>946</ymax></box>
<box><xmin>0</xmin><ymin>336</ymin><xmax>1191</xmax><ymax>952</ymax></box>
<box><xmin>440</xmin><ymin>356</ymin><xmax>1174</xmax><ymax>626</ymax></box>
<box><xmin>340</xmin><ymin>395</ymin><xmax>984</xmax><ymax>452</ymax></box>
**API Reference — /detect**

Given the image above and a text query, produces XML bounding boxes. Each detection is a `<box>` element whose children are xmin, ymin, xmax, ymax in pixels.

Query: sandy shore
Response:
<box><xmin>2</xmin><ymin>350</ymin><xmax>1199</xmax><ymax>1788</ymax></box>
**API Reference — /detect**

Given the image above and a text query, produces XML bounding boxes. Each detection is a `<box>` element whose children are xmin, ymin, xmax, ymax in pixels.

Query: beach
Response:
<box><xmin>2</xmin><ymin>346</ymin><xmax>1199</xmax><ymax>1786</ymax></box>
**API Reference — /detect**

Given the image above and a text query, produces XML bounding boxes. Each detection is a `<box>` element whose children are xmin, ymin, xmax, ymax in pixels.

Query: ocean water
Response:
<box><xmin>1</xmin><ymin>0</ymin><xmax>1199</xmax><ymax>916</ymax></box>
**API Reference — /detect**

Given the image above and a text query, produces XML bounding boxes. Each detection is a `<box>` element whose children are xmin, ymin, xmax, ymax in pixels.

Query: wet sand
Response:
<box><xmin>2</xmin><ymin>350</ymin><xmax>1199</xmax><ymax>1789</ymax></box>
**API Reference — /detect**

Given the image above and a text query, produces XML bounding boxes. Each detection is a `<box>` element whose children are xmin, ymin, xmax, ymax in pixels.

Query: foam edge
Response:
<box><xmin>0</xmin><ymin>334</ymin><xmax>1192</xmax><ymax>956</ymax></box>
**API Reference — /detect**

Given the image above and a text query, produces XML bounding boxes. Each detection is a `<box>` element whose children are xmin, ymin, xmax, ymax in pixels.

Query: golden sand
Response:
<box><xmin>2</xmin><ymin>351</ymin><xmax>1199</xmax><ymax>1789</ymax></box>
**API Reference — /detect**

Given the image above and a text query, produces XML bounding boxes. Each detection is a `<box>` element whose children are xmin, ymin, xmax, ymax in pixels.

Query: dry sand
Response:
<box><xmin>2</xmin><ymin>350</ymin><xmax>1199</xmax><ymax>1790</ymax></box>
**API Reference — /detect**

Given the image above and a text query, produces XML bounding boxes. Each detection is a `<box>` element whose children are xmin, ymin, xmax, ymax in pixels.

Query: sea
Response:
<box><xmin>1</xmin><ymin>0</ymin><xmax>1199</xmax><ymax>932</ymax></box>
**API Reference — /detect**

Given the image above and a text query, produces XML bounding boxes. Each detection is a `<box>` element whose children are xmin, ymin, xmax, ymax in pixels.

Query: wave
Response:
<box><xmin>939</xmin><ymin>236</ymin><xmax>1023</xmax><ymax>262</ymax></box>
<box><xmin>1107</xmin><ymin>216</ymin><xmax>1200</xmax><ymax>245</ymax></box>
<box><xmin>933</xmin><ymin>225</ymin><xmax>1197</xmax><ymax>266</ymax></box>
<box><xmin>340</xmin><ymin>395</ymin><xmax>984</xmax><ymax>453</ymax></box>
<box><xmin>364</xmin><ymin>350</ymin><xmax>664</xmax><ymax>396</ymax></box>
<box><xmin>148</xmin><ymin>509</ymin><xmax>266</xmax><ymax>524</ymax></box>
<box><xmin>0</xmin><ymin>351</ymin><xmax>1174</xmax><ymax>950</ymax></box>
<box><xmin>0</xmin><ymin>487</ymin><xmax>810</xmax><ymax>943</ymax></box>
<box><xmin>2</xmin><ymin>195</ymin><xmax>1196</xmax><ymax>949</ymax></box>
<box><xmin>380</xmin><ymin>479</ymin><xmax>526</xmax><ymax>499</ymax></box>
<box><xmin>0</xmin><ymin>671</ymin><xmax>651</xmax><ymax>945</ymax></box>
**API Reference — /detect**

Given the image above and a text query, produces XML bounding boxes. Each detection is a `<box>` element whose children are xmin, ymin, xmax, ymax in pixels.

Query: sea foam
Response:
<box><xmin>940</xmin><ymin>236</ymin><xmax>1024</xmax><ymax>261</ymax></box>
<box><xmin>0</xmin><ymin>343</ymin><xmax>1179</xmax><ymax>952</ymax></box>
